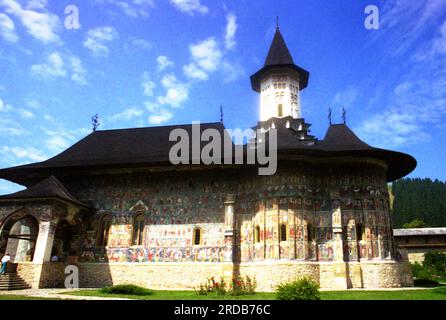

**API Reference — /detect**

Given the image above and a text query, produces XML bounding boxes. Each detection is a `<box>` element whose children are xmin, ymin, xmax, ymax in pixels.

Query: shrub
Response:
<box><xmin>411</xmin><ymin>262</ymin><xmax>432</xmax><ymax>280</ymax></box>
<box><xmin>196</xmin><ymin>276</ymin><xmax>257</xmax><ymax>296</ymax></box>
<box><xmin>414</xmin><ymin>278</ymin><xmax>439</xmax><ymax>287</ymax></box>
<box><xmin>229</xmin><ymin>276</ymin><xmax>257</xmax><ymax>296</ymax></box>
<box><xmin>276</xmin><ymin>277</ymin><xmax>320</xmax><ymax>300</ymax></box>
<box><xmin>402</xmin><ymin>219</ymin><xmax>428</xmax><ymax>229</ymax></box>
<box><xmin>100</xmin><ymin>284</ymin><xmax>154</xmax><ymax>296</ymax></box>
<box><xmin>423</xmin><ymin>251</ymin><xmax>446</xmax><ymax>276</ymax></box>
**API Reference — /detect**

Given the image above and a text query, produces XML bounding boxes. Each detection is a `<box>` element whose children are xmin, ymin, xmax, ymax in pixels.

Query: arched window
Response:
<box><xmin>193</xmin><ymin>227</ymin><xmax>202</xmax><ymax>246</ymax></box>
<box><xmin>356</xmin><ymin>224</ymin><xmax>365</xmax><ymax>259</ymax></box>
<box><xmin>97</xmin><ymin>215</ymin><xmax>111</xmax><ymax>247</ymax></box>
<box><xmin>255</xmin><ymin>226</ymin><xmax>261</xmax><ymax>243</ymax></box>
<box><xmin>277</xmin><ymin>104</ymin><xmax>283</xmax><ymax>117</ymax></box>
<box><xmin>356</xmin><ymin>224</ymin><xmax>364</xmax><ymax>241</ymax></box>
<box><xmin>132</xmin><ymin>214</ymin><xmax>145</xmax><ymax>246</ymax></box>
<box><xmin>280</xmin><ymin>223</ymin><xmax>287</xmax><ymax>242</ymax></box>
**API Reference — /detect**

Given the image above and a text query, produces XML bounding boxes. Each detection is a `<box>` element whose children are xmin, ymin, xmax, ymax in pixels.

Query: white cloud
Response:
<box><xmin>333</xmin><ymin>87</ymin><xmax>358</xmax><ymax>108</ymax></box>
<box><xmin>0</xmin><ymin>98</ymin><xmax>13</xmax><ymax>112</ymax></box>
<box><xmin>183</xmin><ymin>37</ymin><xmax>222</xmax><ymax>80</ymax></box>
<box><xmin>17</xmin><ymin>108</ymin><xmax>34</xmax><ymax>119</ymax></box>
<box><xmin>0</xmin><ymin>13</ymin><xmax>18</xmax><ymax>42</ymax></box>
<box><xmin>141</xmin><ymin>72</ymin><xmax>156</xmax><ymax>97</ymax></box>
<box><xmin>224</xmin><ymin>13</ymin><xmax>237</xmax><ymax>50</ymax></box>
<box><xmin>170</xmin><ymin>0</ymin><xmax>208</xmax><ymax>15</ymax></box>
<box><xmin>31</xmin><ymin>52</ymin><xmax>66</xmax><ymax>79</ymax></box>
<box><xmin>157</xmin><ymin>73</ymin><xmax>189</xmax><ymax>107</ymax></box>
<box><xmin>130</xmin><ymin>38</ymin><xmax>152</xmax><ymax>50</ymax></box>
<box><xmin>25</xmin><ymin>98</ymin><xmax>40</xmax><ymax>109</ymax></box>
<box><xmin>145</xmin><ymin>102</ymin><xmax>173</xmax><ymax>125</ymax></box>
<box><xmin>84</xmin><ymin>27</ymin><xmax>118</xmax><ymax>57</ymax></box>
<box><xmin>96</xmin><ymin>0</ymin><xmax>154</xmax><ymax>18</ymax></box>
<box><xmin>0</xmin><ymin>0</ymin><xmax>60</xmax><ymax>44</ymax></box>
<box><xmin>157</xmin><ymin>55</ymin><xmax>174</xmax><ymax>71</ymax></box>
<box><xmin>183</xmin><ymin>63</ymin><xmax>208</xmax><ymax>80</ymax></box>
<box><xmin>69</xmin><ymin>56</ymin><xmax>87</xmax><ymax>85</ymax></box>
<box><xmin>42</xmin><ymin>126</ymin><xmax>90</xmax><ymax>154</ymax></box>
<box><xmin>108</xmin><ymin>107</ymin><xmax>144</xmax><ymax>122</ymax></box>
<box><xmin>0</xmin><ymin>146</ymin><xmax>46</xmax><ymax>162</ymax></box>
<box><xmin>31</xmin><ymin>52</ymin><xmax>87</xmax><ymax>85</ymax></box>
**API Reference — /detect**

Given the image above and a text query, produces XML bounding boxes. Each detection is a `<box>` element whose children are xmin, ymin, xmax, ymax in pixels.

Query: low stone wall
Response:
<box><xmin>78</xmin><ymin>263</ymin><xmax>234</xmax><ymax>290</ymax></box>
<box><xmin>238</xmin><ymin>261</ymin><xmax>321</xmax><ymax>292</ymax></box>
<box><xmin>16</xmin><ymin>262</ymin><xmax>67</xmax><ymax>288</ymax></box>
<box><xmin>15</xmin><ymin>260</ymin><xmax>413</xmax><ymax>290</ymax></box>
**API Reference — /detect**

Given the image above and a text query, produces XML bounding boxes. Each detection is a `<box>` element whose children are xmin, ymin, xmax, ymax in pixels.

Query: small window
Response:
<box><xmin>280</xmin><ymin>223</ymin><xmax>287</xmax><ymax>242</ymax></box>
<box><xmin>97</xmin><ymin>215</ymin><xmax>111</xmax><ymax>247</ymax></box>
<box><xmin>307</xmin><ymin>224</ymin><xmax>314</xmax><ymax>242</ymax></box>
<box><xmin>277</xmin><ymin>104</ymin><xmax>283</xmax><ymax>117</ymax></box>
<box><xmin>132</xmin><ymin>214</ymin><xmax>145</xmax><ymax>246</ymax></box>
<box><xmin>255</xmin><ymin>226</ymin><xmax>261</xmax><ymax>243</ymax></box>
<box><xmin>356</xmin><ymin>224</ymin><xmax>364</xmax><ymax>241</ymax></box>
<box><xmin>193</xmin><ymin>227</ymin><xmax>202</xmax><ymax>246</ymax></box>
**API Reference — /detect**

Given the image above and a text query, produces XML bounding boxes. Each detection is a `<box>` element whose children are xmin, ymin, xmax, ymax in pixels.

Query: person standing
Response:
<box><xmin>0</xmin><ymin>253</ymin><xmax>10</xmax><ymax>275</ymax></box>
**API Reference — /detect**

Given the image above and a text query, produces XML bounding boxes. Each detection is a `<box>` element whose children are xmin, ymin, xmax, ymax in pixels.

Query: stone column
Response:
<box><xmin>331</xmin><ymin>198</ymin><xmax>349</xmax><ymax>289</ymax></box>
<box><xmin>33</xmin><ymin>221</ymin><xmax>56</xmax><ymax>263</ymax></box>
<box><xmin>224</xmin><ymin>195</ymin><xmax>236</xmax><ymax>279</ymax></box>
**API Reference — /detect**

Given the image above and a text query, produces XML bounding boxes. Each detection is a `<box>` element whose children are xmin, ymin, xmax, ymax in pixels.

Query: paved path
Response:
<box><xmin>0</xmin><ymin>288</ymin><xmax>132</xmax><ymax>300</ymax></box>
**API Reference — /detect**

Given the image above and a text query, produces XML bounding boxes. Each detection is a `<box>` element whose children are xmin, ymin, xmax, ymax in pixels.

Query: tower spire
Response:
<box><xmin>250</xmin><ymin>23</ymin><xmax>310</xmax><ymax>122</ymax></box>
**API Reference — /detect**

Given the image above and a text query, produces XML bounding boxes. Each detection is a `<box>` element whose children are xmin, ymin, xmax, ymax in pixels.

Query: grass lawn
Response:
<box><xmin>64</xmin><ymin>286</ymin><xmax>446</xmax><ymax>300</ymax></box>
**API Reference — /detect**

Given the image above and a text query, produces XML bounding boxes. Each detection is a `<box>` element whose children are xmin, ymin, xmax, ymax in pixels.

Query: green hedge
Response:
<box><xmin>100</xmin><ymin>284</ymin><xmax>154</xmax><ymax>296</ymax></box>
<box><xmin>276</xmin><ymin>277</ymin><xmax>320</xmax><ymax>300</ymax></box>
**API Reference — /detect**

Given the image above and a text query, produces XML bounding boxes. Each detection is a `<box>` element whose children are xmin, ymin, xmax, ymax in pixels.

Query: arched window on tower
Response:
<box><xmin>277</xmin><ymin>104</ymin><xmax>283</xmax><ymax>117</ymax></box>
<box><xmin>193</xmin><ymin>227</ymin><xmax>202</xmax><ymax>246</ymax></box>
<box><xmin>97</xmin><ymin>215</ymin><xmax>111</xmax><ymax>247</ymax></box>
<box><xmin>280</xmin><ymin>223</ymin><xmax>288</xmax><ymax>242</ymax></box>
<box><xmin>255</xmin><ymin>225</ymin><xmax>261</xmax><ymax>243</ymax></box>
<box><xmin>132</xmin><ymin>214</ymin><xmax>145</xmax><ymax>246</ymax></box>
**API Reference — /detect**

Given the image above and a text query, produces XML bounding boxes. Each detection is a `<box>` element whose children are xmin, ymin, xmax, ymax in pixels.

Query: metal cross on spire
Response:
<box><xmin>220</xmin><ymin>105</ymin><xmax>224</xmax><ymax>123</ymax></box>
<box><xmin>276</xmin><ymin>16</ymin><xmax>279</xmax><ymax>30</ymax></box>
<box><xmin>91</xmin><ymin>114</ymin><xmax>100</xmax><ymax>131</ymax></box>
<box><xmin>328</xmin><ymin>107</ymin><xmax>332</xmax><ymax>125</ymax></box>
<box><xmin>342</xmin><ymin>107</ymin><xmax>347</xmax><ymax>124</ymax></box>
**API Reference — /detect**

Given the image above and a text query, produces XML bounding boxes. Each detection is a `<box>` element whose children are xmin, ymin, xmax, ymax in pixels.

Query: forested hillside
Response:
<box><xmin>392</xmin><ymin>178</ymin><xmax>446</xmax><ymax>228</ymax></box>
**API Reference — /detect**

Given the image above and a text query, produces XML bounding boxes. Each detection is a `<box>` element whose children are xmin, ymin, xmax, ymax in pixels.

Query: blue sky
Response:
<box><xmin>0</xmin><ymin>0</ymin><xmax>446</xmax><ymax>194</ymax></box>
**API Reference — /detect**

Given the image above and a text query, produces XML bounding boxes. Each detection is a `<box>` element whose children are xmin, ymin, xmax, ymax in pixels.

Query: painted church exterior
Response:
<box><xmin>0</xmin><ymin>27</ymin><xmax>416</xmax><ymax>291</ymax></box>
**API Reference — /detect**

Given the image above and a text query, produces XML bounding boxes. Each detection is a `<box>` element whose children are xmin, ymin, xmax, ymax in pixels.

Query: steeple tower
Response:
<box><xmin>251</xmin><ymin>25</ymin><xmax>309</xmax><ymax>122</ymax></box>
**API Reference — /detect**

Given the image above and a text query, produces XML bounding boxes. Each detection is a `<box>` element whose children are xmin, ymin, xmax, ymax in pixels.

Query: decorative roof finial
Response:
<box><xmin>342</xmin><ymin>107</ymin><xmax>347</xmax><ymax>124</ymax></box>
<box><xmin>91</xmin><ymin>114</ymin><xmax>100</xmax><ymax>132</ymax></box>
<box><xmin>220</xmin><ymin>105</ymin><xmax>224</xmax><ymax>123</ymax></box>
<box><xmin>276</xmin><ymin>16</ymin><xmax>279</xmax><ymax>30</ymax></box>
<box><xmin>328</xmin><ymin>107</ymin><xmax>332</xmax><ymax>125</ymax></box>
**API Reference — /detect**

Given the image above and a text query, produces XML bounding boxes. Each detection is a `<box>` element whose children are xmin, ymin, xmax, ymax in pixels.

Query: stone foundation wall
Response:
<box><xmin>15</xmin><ymin>260</ymin><xmax>413</xmax><ymax>291</ymax></box>
<box><xmin>78</xmin><ymin>263</ymin><xmax>234</xmax><ymax>290</ymax></box>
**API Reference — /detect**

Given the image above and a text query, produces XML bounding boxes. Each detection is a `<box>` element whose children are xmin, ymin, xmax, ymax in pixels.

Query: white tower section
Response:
<box><xmin>260</xmin><ymin>73</ymin><xmax>301</xmax><ymax>121</ymax></box>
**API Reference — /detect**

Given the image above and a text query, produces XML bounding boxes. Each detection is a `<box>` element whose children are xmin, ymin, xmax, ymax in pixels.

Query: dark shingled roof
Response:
<box><xmin>264</xmin><ymin>28</ymin><xmax>295</xmax><ymax>66</ymax></box>
<box><xmin>0</xmin><ymin>122</ymin><xmax>417</xmax><ymax>186</ymax></box>
<box><xmin>0</xmin><ymin>175</ymin><xmax>86</xmax><ymax>207</ymax></box>
<box><xmin>318</xmin><ymin>124</ymin><xmax>371</xmax><ymax>151</ymax></box>
<box><xmin>251</xmin><ymin>28</ymin><xmax>310</xmax><ymax>92</ymax></box>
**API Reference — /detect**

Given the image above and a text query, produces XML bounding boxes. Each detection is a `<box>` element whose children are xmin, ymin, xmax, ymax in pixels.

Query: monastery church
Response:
<box><xmin>0</xmin><ymin>26</ymin><xmax>416</xmax><ymax>291</ymax></box>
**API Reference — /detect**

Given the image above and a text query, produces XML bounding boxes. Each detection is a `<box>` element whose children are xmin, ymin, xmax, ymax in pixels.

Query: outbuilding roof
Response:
<box><xmin>394</xmin><ymin>228</ymin><xmax>446</xmax><ymax>236</ymax></box>
<box><xmin>0</xmin><ymin>175</ymin><xmax>86</xmax><ymax>207</ymax></box>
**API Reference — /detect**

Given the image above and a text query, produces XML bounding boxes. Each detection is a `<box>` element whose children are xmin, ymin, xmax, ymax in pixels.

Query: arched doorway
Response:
<box><xmin>0</xmin><ymin>213</ymin><xmax>39</xmax><ymax>262</ymax></box>
<box><xmin>52</xmin><ymin>220</ymin><xmax>79</xmax><ymax>262</ymax></box>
